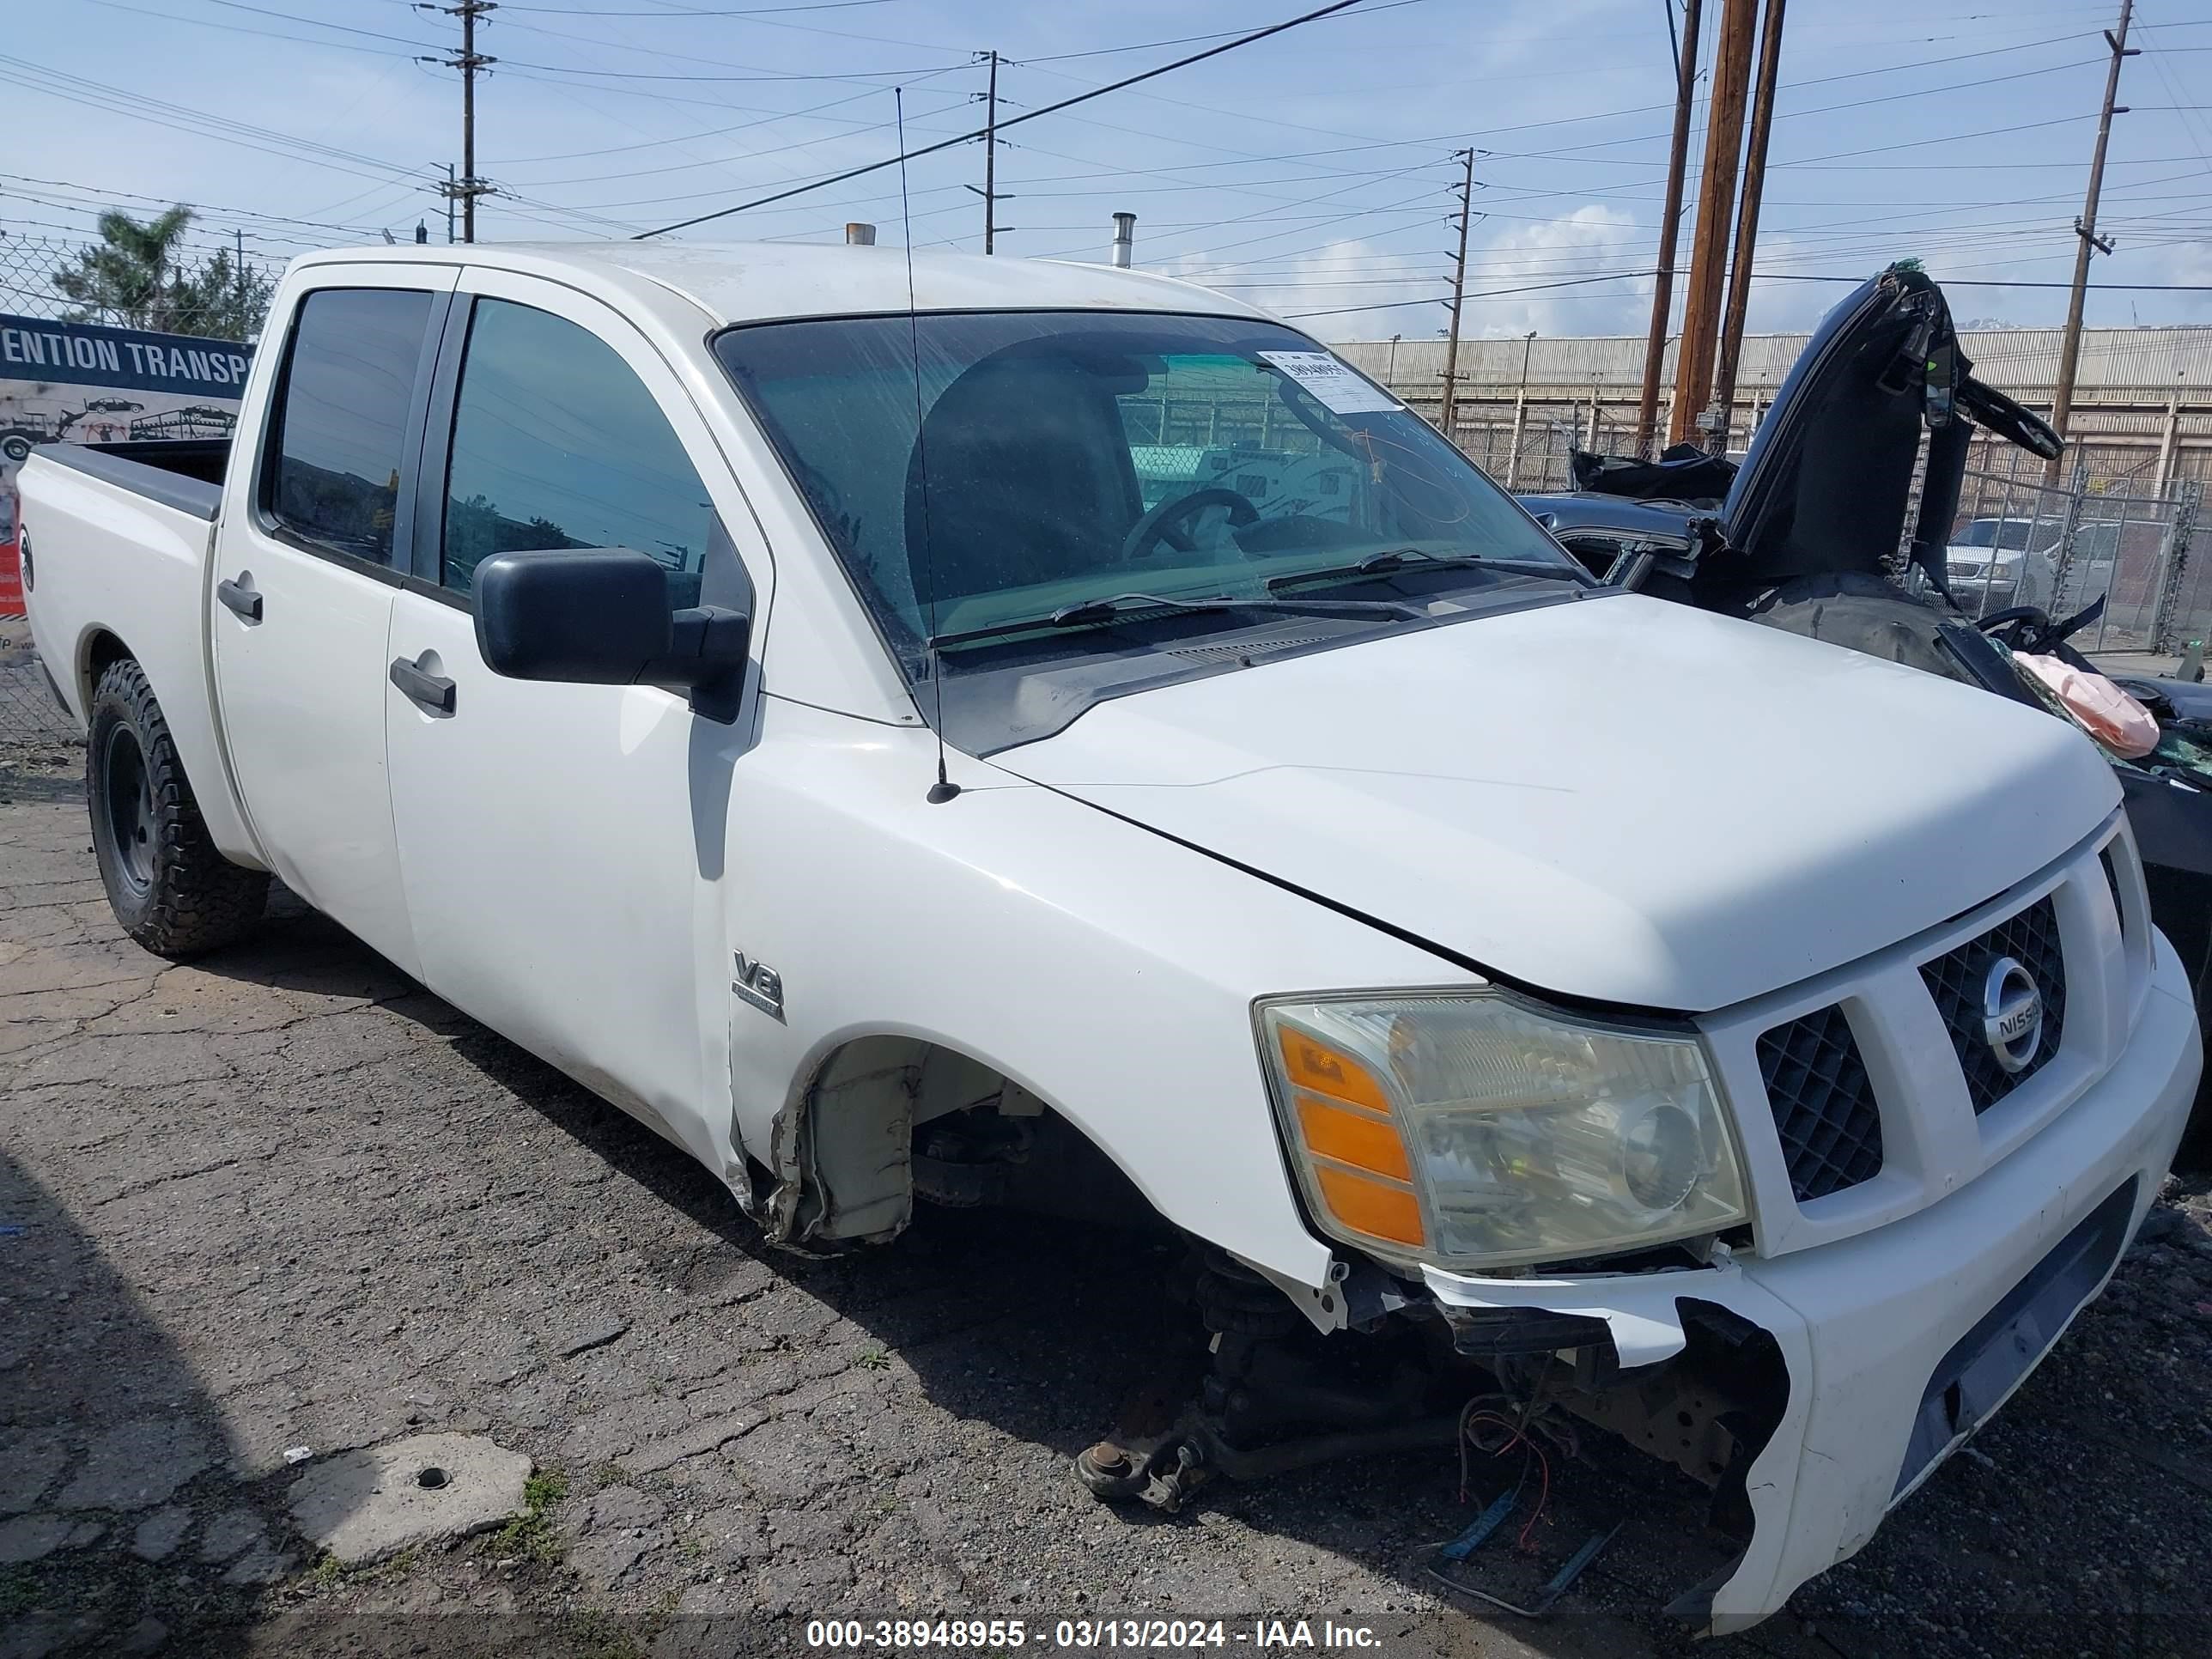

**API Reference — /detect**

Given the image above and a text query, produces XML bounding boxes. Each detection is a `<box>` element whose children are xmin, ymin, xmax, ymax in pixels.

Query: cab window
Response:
<box><xmin>440</xmin><ymin>298</ymin><xmax>718</xmax><ymax>602</ymax></box>
<box><xmin>265</xmin><ymin>287</ymin><xmax>434</xmax><ymax>567</ymax></box>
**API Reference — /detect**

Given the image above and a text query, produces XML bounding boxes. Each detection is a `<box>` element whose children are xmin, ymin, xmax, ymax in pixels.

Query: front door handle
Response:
<box><xmin>216</xmin><ymin>576</ymin><xmax>262</xmax><ymax>622</ymax></box>
<box><xmin>388</xmin><ymin>655</ymin><xmax>457</xmax><ymax>714</ymax></box>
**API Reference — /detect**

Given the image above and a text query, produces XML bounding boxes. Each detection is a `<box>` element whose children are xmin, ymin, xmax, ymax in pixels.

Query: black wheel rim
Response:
<box><xmin>101</xmin><ymin>724</ymin><xmax>155</xmax><ymax>896</ymax></box>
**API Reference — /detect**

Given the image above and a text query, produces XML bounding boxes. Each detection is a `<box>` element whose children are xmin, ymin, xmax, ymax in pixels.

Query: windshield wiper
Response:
<box><xmin>1267</xmin><ymin>547</ymin><xmax>1590</xmax><ymax>596</ymax></box>
<box><xmin>929</xmin><ymin>591</ymin><xmax>1417</xmax><ymax>651</ymax></box>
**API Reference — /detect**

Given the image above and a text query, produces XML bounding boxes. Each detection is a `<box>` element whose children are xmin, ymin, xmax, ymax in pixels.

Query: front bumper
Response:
<box><xmin>1423</xmin><ymin>927</ymin><xmax>2201</xmax><ymax>1632</ymax></box>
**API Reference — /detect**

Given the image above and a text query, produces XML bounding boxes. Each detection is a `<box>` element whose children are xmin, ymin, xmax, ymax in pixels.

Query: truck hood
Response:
<box><xmin>993</xmin><ymin>593</ymin><xmax>2118</xmax><ymax>1012</ymax></box>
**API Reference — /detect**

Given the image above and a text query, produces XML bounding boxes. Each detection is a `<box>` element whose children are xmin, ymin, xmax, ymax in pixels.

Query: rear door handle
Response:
<box><xmin>216</xmin><ymin>576</ymin><xmax>262</xmax><ymax>622</ymax></box>
<box><xmin>388</xmin><ymin>655</ymin><xmax>457</xmax><ymax>714</ymax></box>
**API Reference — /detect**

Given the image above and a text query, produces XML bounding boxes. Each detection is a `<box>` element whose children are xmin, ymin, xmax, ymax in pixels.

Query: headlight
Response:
<box><xmin>1258</xmin><ymin>992</ymin><xmax>1748</xmax><ymax>1270</ymax></box>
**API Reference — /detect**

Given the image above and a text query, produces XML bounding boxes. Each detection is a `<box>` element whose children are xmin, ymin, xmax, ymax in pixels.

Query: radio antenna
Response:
<box><xmin>897</xmin><ymin>84</ymin><xmax>959</xmax><ymax>805</ymax></box>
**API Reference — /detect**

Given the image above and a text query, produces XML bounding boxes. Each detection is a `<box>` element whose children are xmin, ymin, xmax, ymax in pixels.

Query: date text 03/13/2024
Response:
<box><xmin>804</xmin><ymin>1620</ymin><xmax>1384</xmax><ymax>1650</ymax></box>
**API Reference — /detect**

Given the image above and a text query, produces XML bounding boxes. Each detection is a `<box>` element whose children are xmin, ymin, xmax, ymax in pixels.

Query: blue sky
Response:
<box><xmin>5</xmin><ymin>0</ymin><xmax>2209</xmax><ymax>342</ymax></box>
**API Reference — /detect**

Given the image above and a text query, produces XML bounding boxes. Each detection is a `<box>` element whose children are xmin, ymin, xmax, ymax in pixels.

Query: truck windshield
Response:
<box><xmin>712</xmin><ymin>311</ymin><xmax>1579</xmax><ymax>667</ymax></box>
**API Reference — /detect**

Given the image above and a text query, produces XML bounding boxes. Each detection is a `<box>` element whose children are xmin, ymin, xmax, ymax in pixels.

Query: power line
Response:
<box><xmin>634</xmin><ymin>0</ymin><xmax>1375</xmax><ymax>238</ymax></box>
<box><xmin>179</xmin><ymin>0</ymin><xmax>440</xmax><ymax>44</ymax></box>
<box><xmin>72</xmin><ymin>0</ymin><xmax>435</xmax><ymax>56</ymax></box>
<box><xmin>497</xmin><ymin>0</ymin><xmax>908</xmax><ymax>12</ymax></box>
<box><xmin>0</xmin><ymin>171</ymin><xmax>405</xmax><ymax>237</ymax></box>
<box><xmin>1285</xmin><ymin>270</ymin><xmax>1656</xmax><ymax>319</ymax></box>
<box><xmin>1754</xmin><ymin>271</ymin><xmax>2212</xmax><ymax>289</ymax></box>
<box><xmin>492</xmin><ymin>55</ymin><xmax>959</xmax><ymax>80</ymax></box>
<box><xmin>0</xmin><ymin>61</ymin><xmax>430</xmax><ymax>189</ymax></box>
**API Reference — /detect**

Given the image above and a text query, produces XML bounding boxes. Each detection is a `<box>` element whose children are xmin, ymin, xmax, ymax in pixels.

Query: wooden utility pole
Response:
<box><xmin>1711</xmin><ymin>0</ymin><xmax>1785</xmax><ymax>453</ymax></box>
<box><xmin>1637</xmin><ymin>0</ymin><xmax>1703</xmax><ymax>458</ymax></box>
<box><xmin>2047</xmin><ymin>0</ymin><xmax>2136</xmax><ymax>480</ymax></box>
<box><xmin>1437</xmin><ymin>147</ymin><xmax>1476</xmax><ymax>444</ymax></box>
<box><xmin>1668</xmin><ymin>0</ymin><xmax>1757</xmax><ymax>447</ymax></box>
<box><xmin>418</xmin><ymin>1</ymin><xmax>497</xmax><ymax>242</ymax></box>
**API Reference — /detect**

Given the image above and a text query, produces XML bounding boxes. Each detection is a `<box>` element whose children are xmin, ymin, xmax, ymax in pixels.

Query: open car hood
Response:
<box><xmin>1714</xmin><ymin>266</ymin><xmax>2062</xmax><ymax>592</ymax></box>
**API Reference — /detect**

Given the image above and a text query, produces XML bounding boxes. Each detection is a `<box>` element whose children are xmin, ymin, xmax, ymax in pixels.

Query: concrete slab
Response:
<box><xmin>286</xmin><ymin>1432</ymin><xmax>532</xmax><ymax>1565</ymax></box>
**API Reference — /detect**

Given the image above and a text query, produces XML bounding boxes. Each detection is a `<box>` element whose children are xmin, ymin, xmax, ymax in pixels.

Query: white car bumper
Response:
<box><xmin>1425</xmin><ymin>927</ymin><xmax>2200</xmax><ymax>1632</ymax></box>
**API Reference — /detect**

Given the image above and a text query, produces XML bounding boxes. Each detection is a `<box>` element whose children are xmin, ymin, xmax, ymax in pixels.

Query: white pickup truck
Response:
<box><xmin>18</xmin><ymin>242</ymin><xmax>2200</xmax><ymax>1630</ymax></box>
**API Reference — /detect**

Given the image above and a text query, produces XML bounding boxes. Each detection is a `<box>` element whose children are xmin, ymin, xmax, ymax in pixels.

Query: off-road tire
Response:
<box><xmin>86</xmin><ymin>658</ymin><xmax>268</xmax><ymax>957</ymax></box>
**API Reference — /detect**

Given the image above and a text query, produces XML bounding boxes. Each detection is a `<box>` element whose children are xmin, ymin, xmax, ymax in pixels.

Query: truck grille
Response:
<box><xmin>1920</xmin><ymin>895</ymin><xmax>2067</xmax><ymax>1114</ymax></box>
<box><xmin>1756</xmin><ymin>1004</ymin><xmax>1884</xmax><ymax>1201</ymax></box>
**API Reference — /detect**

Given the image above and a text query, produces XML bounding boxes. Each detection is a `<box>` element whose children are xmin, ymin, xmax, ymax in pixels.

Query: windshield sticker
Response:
<box><xmin>1256</xmin><ymin>350</ymin><xmax>1401</xmax><ymax>415</ymax></box>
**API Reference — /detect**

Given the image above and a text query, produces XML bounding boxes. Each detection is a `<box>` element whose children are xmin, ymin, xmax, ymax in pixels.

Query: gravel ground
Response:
<box><xmin>3</xmin><ymin>746</ymin><xmax>2210</xmax><ymax>1659</ymax></box>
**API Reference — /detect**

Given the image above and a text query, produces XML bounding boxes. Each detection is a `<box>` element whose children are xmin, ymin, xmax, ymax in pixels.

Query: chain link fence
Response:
<box><xmin>1448</xmin><ymin>405</ymin><xmax>1625</xmax><ymax>495</ymax></box>
<box><xmin>0</xmin><ymin>232</ymin><xmax>278</xmax><ymax>342</ymax></box>
<box><xmin>1895</xmin><ymin>456</ymin><xmax>2207</xmax><ymax>659</ymax></box>
<box><xmin>0</xmin><ymin>618</ymin><xmax>80</xmax><ymax>782</ymax></box>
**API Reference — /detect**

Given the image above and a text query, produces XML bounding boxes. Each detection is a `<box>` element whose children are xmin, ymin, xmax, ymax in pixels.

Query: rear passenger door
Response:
<box><xmin>381</xmin><ymin>270</ymin><xmax>763</xmax><ymax>1176</ymax></box>
<box><xmin>211</xmin><ymin>269</ymin><xmax>456</xmax><ymax>976</ymax></box>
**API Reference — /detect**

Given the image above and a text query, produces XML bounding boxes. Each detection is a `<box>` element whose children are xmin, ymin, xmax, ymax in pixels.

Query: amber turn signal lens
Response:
<box><xmin>1294</xmin><ymin>1095</ymin><xmax>1413</xmax><ymax>1182</ymax></box>
<box><xmin>1313</xmin><ymin>1164</ymin><xmax>1426</xmax><ymax>1247</ymax></box>
<box><xmin>1276</xmin><ymin>1026</ymin><xmax>1391</xmax><ymax>1113</ymax></box>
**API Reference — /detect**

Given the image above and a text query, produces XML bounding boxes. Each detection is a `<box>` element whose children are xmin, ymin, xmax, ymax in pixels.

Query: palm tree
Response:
<box><xmin>50</xmin><ymin>207</ymin><xmax>274</xmax><ymax>342</ymax></box>
<box><xmin>52</xmin><ymin>207</ymin><xmax>198</xmax><ymax>331</ymax></box>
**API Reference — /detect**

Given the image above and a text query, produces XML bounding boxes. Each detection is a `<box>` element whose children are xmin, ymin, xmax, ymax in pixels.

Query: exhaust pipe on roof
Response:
<box><xmin>846</xmin><ymin>222</ymin><xmax>877</xmax><ymax>246</ymax></box>
<box><xmin>1111</xmin><ymin>211</ymin><xmax>1135</xmax><ymax>269</ymax></box>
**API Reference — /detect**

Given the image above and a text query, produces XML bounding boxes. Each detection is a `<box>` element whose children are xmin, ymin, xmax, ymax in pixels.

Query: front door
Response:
<box><xmin>381</xmin><ymin>271</ymin><xmax>764</xmax><ymax>1174</ymax></box>
<box><xmin>210</xmin><ymin>270</ymin><xmax>456</xmax><ymax>976</ymax></box>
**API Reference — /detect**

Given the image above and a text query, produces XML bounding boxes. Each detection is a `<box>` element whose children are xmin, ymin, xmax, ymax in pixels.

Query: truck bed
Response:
<box><xmin>17</xmin><ymin>439</ymin><xmax>261</xmax><ymax>862</ymax></box>
<box><xmin>32</xmin><ymin>438</ymin><xmax>230</xmax><ymax>520</ymax></box>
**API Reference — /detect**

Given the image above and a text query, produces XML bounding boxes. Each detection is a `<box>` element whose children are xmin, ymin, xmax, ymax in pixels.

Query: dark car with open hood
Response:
<box><xmin>1521</xmin><ymin>264</ymin><xmax>2212</xmax><ymax>1139</ymax></box>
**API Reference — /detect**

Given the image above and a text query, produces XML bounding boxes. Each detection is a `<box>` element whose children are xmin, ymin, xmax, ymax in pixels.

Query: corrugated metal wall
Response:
<box><xmin>1334</xmin><ymin>327</ymin><xmax>2212</xmax><ymax>489</ymax></box>
<box><xmin>1334</xmin><ymin>327</ymin><xmax>2212</xmax><ymax>393</ymax></box>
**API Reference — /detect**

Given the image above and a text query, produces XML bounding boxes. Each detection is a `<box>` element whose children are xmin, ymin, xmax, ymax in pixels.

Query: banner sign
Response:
<box><xmin>0</xmin><ymin>313</ymin><xmax>253</xmax><ymax>398</ymax></box>
<box><xmin>0</xmin><ymin>313</ymin><xmax>256</xmax><ymax>615</ymax></box>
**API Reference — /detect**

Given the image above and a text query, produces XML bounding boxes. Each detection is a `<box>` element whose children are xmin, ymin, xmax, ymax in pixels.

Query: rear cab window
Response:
<box><xmin>262</xmin><ymin>288</ymin><xmax>436</xmax><ymax>567</ymax></box>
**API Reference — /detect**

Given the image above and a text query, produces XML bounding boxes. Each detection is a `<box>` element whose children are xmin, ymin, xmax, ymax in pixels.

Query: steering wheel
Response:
<box><xmin>1976</xmin><ymin>604</ymin><xmax>2053</xmax><ymax>652</ymax></box>
<box><xmin>1120</xmin><ymin>487</ymin><xmax>1260</xmax><ymax>563</ymax></box>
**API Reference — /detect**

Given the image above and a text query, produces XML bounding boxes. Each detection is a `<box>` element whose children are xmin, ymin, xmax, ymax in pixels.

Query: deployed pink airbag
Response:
<box><xmin>2014</xmin><ymin>652</ymin><xmax>2160</xmax><ymax>758</ymax></box>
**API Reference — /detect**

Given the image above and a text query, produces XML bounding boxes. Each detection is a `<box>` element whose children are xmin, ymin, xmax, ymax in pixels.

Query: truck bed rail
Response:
<box><xmin>33</xmin><ymin>442</ymin><xmax>224</xmax><ymax>522</ymax></box>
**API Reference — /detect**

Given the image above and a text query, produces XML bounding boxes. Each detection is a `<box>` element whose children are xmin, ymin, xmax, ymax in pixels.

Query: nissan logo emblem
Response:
<box><xmin>1982</xmin><ymin>956</ymin><xmax>2044</xmax><ymax>1074</ymax></box>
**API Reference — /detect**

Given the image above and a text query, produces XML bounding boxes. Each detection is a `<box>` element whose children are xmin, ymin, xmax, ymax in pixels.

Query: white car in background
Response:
<box><xmin>1947</xmin><ymin>517</ymin><xmax>2119</xmax><ymax>614</ymax></box>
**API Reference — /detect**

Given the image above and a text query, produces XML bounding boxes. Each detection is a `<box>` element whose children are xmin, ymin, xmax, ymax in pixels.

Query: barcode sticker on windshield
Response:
<box><xmin>1257</xmin><ymin>350</ymin><xmax>1401</xmax><ymax>415</ymax></box>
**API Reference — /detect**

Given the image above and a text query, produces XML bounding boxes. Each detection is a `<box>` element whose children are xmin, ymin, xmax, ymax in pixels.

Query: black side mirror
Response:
<box><xmin>472</xmin><ymin>548</ymin><xmax>750</xmax><ymax>700</ymax></box>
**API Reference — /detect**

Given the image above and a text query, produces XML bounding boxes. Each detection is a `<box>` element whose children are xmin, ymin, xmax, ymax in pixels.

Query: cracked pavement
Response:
<box><xmin>3</xmin><ymin>767</ymin><xmax>2212</xmax><ymax>1659</ymax></box>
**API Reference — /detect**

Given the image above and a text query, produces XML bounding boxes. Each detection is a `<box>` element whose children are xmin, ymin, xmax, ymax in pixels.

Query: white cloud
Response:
<box><xmin>1161</xmin><ymin>235</ymin><xmax>1441</xmax><ymax>337</ymax></box>
<box><xmin>1460</xmin><ymin>204</ymin><xmax>1649</xmax><ymax>337</ymax></box>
